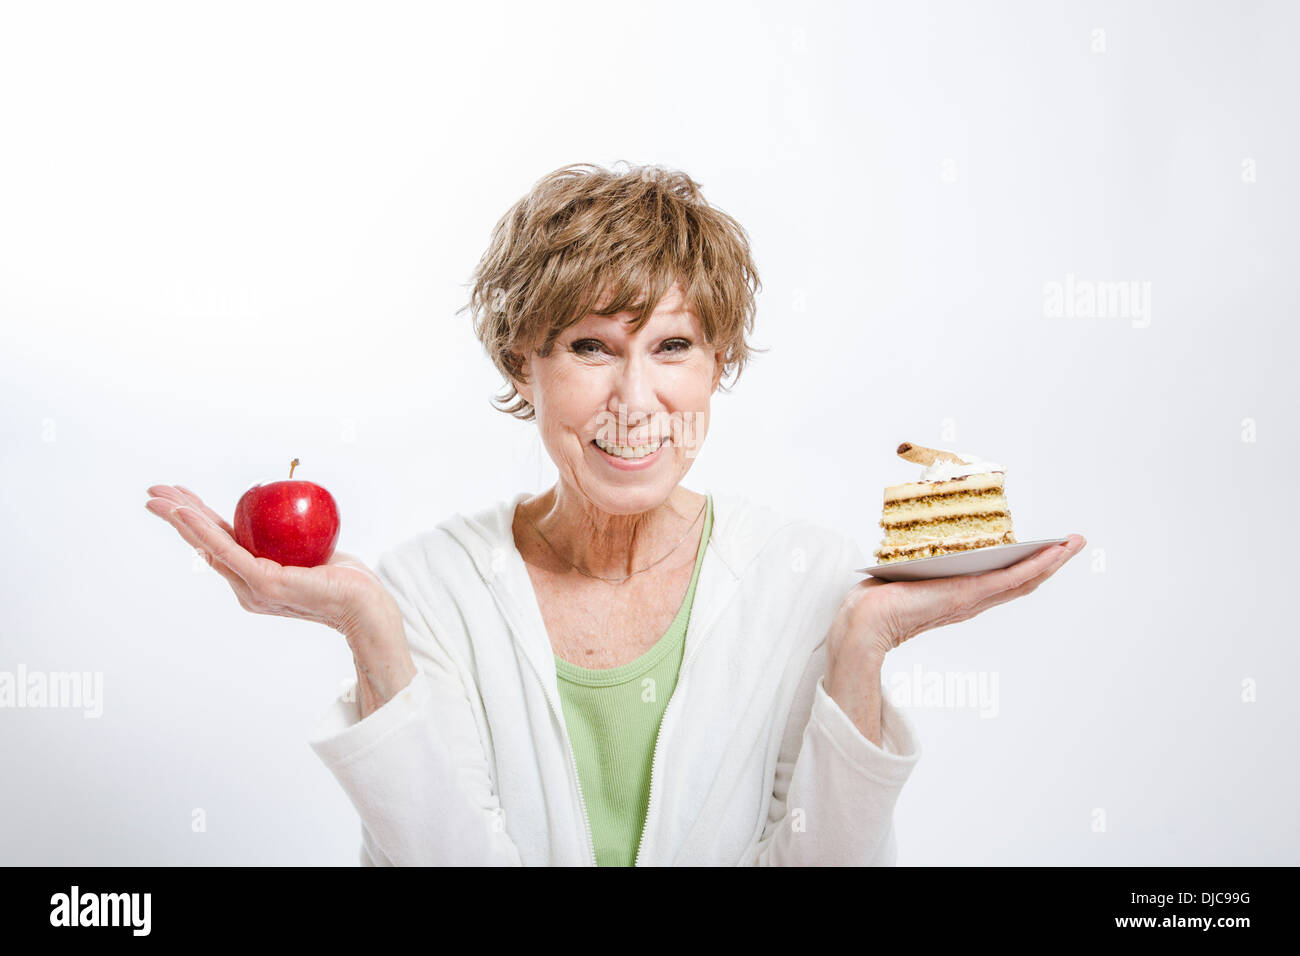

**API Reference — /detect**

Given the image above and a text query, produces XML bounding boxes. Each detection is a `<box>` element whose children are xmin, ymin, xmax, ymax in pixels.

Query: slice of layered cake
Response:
<box><xmin>873</xmin><ymin>442</ymin><xmax>1017</xmax><ymax>564</ymax></box>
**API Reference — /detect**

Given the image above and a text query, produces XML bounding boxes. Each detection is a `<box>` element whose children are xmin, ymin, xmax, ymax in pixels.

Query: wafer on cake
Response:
<box><xmin>873</xmin><ymin>443</ymin><xmax>1016</xmax><ymax>564</ymax></box>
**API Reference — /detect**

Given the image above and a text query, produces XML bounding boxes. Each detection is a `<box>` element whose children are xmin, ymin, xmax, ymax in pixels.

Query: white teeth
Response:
<box><xmin>594</xmin><ymin>437</ymin><xmax>664</xmax><ymax>459</ymax></box>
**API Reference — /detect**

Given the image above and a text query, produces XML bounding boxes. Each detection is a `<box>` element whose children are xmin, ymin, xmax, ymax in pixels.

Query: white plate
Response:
<box><xmin>856</xmin><ymin>538</ymin><xmax>1069</xmax><ymax>581</ymax></box>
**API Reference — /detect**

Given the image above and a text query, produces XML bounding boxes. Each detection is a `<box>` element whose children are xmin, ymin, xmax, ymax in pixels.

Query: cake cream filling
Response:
<box><xmin>882</xmin><ymin>511</ymin><xmax>1012</xmax><ymax>531</ymax></box>
<box><xmin>884</xmin><ymin>475</ymin><xmax>1005</xmax><ymax>503</ymax></box>
<box><xmin>874</xmin><ymin>532</ymin><xmax>1016</xmax><ymax>562</ymax></box>
<box><xmin>883</xmin><ymin>490</ymin><xmax>1009</xmax><ymax>522</ymax></box>
<box><xmin>878</xmin><ymin>514</ymin><xmax>1014</xmax><ymax>546</ymax></box>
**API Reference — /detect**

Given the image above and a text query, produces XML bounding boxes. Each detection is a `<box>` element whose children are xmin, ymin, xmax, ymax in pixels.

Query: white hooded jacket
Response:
<box><xmin>308</xmin><ymin>488</ymin><xmax>921</xmax><ymax>866</ymax></box>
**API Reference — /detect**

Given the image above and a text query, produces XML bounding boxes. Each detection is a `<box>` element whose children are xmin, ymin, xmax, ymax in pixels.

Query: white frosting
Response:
<box><xmin>920</xmin><ymin>451</ymin><xmax>1006</xmax><ymax>482</ymax></box>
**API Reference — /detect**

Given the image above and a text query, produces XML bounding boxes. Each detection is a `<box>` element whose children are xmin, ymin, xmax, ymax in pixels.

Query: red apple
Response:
<box><xmin>233</xmin><ymin>459</ymin><xmax>341</xmax><ymax>567</ymax></box>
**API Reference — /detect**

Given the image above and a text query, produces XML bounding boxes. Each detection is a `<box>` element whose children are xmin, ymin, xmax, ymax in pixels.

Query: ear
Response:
<box><xmin>508</xmin><ymin>350</ymin><xmax>534</xmax><ymax>405</ymax></box>
<box><xmin>711</xmin><ymin>351</ymin><xmax>725</xmax><ymax>393</ymax></box>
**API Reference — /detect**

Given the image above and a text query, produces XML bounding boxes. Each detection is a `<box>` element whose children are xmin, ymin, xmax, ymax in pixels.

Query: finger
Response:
<box><xmin>148</xmin><ymin>484</ymin><xmax>238</xmax><ymax>539</ymax></box>
<box><xmin>158</xmin><ymin>504</ymin><xmax>260</xmax><ymax>588</ymax></box>
<box><xmin>173</xmin><ymin>484</ymin><xmax>239</xmax><ymax>538</ymax></box>
<box><xmin>974</xmin><ymin>537</ymin><xmax>1084</xmax><ymax>612</ymax></box>
<box><xmin>146</xmin><ymin>485</ymin><xmax>184</xmax><ymax>506</ymax></box>
<box><xmin>152</xmin><ymin>505</ymin><xmax>258</xmax><ymax>604</ymax></box>
<box><xmin>146</xmin><ymin>487</ymin><xmax>199</xmax><ymax>526</ymax></box>
<box><xmin>967</xmin><ymin>536</ymin><xmax>1081</xmax><ymax>597</ymax></box>
<box><xmin>978</xmin><ymin>563</ymin><xmax>1063</xmax><ymax>612</ymax></box>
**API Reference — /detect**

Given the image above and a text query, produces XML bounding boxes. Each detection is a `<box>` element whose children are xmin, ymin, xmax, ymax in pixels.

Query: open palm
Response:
<box><xmin>145</xmin><ymin>484</ymin><xmax>389</xmax><ymax>636</ymax></box>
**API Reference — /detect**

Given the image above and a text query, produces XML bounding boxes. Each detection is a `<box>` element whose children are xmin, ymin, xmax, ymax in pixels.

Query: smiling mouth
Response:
<box><xmin>591</xmin><ymin>436</ymin><xmax>668</xmax><ymax>460</ymax></box>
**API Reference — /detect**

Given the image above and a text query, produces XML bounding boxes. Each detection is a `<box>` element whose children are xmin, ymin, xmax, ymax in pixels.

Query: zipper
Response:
<box><xmin>632</xmin><ymin>572</ymin><xmax>736</xmax><ymax>866</ymax></box>
<box><xmin>475</xmin><ymin>494</ymin><xmax>737</xmax><ymax>868</ymax></box>
<box><xmin>570</xmin><ymin>750</ymin><xmax>598</xmax><ymax>866</ymax></box>
<box><xmin>528</xmin><ymin>665</ymin><xmax>598</xmax><ymax>866</ymax></box>
<box><xmin>482</xmin><ymin>564</ymin><xmax>598</xmax><ymax>866</ymax></box>
<box><xmin>634</xmin><ymin>496</ymin><xmax>742</xmax><ymax>867</ymax></box>
<box><xmin>633</xmin><ymin>673</ymin><xmax>679</xmax><ymax>867</ymax></box>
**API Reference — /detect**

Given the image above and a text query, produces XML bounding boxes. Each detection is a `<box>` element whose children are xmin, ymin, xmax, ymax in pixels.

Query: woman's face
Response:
<box><xmin>513</xmin><ymin>282</ymin><xmax>723</xmax><ymax>516</ymax></box>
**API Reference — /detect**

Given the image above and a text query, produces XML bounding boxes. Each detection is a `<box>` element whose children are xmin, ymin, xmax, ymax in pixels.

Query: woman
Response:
<box><xmin>145</xmin><ymin>162</ymin><xmax>1085</xmax><ymax>866</ymax></box>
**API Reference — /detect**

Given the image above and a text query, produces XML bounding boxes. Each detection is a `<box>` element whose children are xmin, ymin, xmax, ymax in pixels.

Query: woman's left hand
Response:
<box><xmin>836</xmin><ymin>534</ymin><xmax>1086</xmax><ymax>660</ymax></box>
<box><xmin>823</xmin><ymin>534</ymin><xmax>1087</xmax><ymax>742</ymax></box>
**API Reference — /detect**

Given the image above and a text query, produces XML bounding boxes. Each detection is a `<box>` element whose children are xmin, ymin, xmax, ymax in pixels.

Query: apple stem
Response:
<box><xmin>289</xmin><ymin>458</ymin><xmax>300</xmax><ymax>479</ymax></box>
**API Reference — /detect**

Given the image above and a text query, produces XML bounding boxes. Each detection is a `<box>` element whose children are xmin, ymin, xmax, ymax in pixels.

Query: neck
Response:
<box><xmin>525</xmin><ymin>483</ymin><xmax>706</xmax><ymax>580</ymax></box>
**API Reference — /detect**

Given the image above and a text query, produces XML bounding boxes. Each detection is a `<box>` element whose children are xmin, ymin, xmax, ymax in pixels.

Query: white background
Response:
<box><xmin>2</xmin><ymin>0</ymin><xmax>1296</xmax><ymax>865</ymax></box>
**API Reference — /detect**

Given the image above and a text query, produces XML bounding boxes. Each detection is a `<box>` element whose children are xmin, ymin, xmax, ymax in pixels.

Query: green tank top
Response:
<box><xmin>554</xmin><ymin>493</ymin><xmax>714</xmax><ymax>866</ymax></box>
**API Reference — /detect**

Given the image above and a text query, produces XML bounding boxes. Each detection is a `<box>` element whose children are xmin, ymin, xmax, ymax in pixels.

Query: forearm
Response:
<box><xmin>824</xmin><ymin>643</ymin><xmax>887</xmax><ymax>747</ymax></box>
<box><xmin>353</xmin><ymin>644</ymin><xmax>418</xmax><ymax>720</ymax></box>
<box><xmin>745</xmin><ymin>647</ymin><xmax>918</xmax><ymax>866</ymax></box>
<box><xmin>338</xmin><ymin>595</ymin><xmax>418</xmax><ymax>720</ymax></box>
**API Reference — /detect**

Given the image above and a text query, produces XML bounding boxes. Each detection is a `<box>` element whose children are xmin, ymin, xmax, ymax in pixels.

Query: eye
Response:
<box><xmin>661</xmin><ymin>338</ymin><xmax>691</xmax><ymax>353</ymax></box>
<box><xmin>570</xmin><ymin>338</ymin><xmax>606</xmax><ymax>355</ymax></box>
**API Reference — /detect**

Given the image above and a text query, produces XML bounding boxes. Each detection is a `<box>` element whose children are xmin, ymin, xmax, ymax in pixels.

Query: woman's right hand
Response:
<box><xmin>144</xmin><ymin>484</ymin><xmax>399</xmax><ymax>643</ymax></box>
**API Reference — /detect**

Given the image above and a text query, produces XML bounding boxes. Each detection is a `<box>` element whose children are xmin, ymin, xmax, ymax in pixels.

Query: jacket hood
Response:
<box><xmin>442</xmin><ymin>488</ymin><xmax>776</xmax><ymax>583</ymax></box>
<box><xmin>437</xmin><ymin>488</ymin><xmax>794</xmax><ymax>693</ymax></box>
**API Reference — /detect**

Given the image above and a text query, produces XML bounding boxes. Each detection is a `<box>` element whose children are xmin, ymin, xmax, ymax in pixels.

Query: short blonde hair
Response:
<box><xmin>461</xmin><ymin>161</ymin><xmax>763</xmax><ymax>421</ymax></box>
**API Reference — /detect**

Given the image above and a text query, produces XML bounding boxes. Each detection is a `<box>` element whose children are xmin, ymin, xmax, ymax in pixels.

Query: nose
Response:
<box><xmin>607</xmin><ymin>350</ymin><xmax>662</xmax><ymax>437</ymax></box>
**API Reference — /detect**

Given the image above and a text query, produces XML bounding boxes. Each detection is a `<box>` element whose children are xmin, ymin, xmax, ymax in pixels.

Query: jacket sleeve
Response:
<box><xmin>307</xmin><ymin>546</ymin><xmax>523</xmax><ymax>866</ymax></box>
<box><xmin>738</xmin><ymin>534</ymin><xmax>921</xmax><ymax>866</ymax></box>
